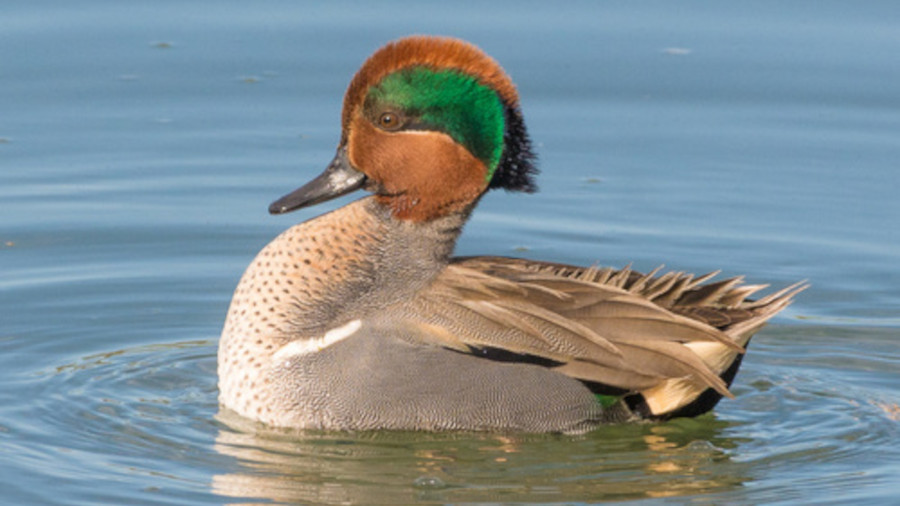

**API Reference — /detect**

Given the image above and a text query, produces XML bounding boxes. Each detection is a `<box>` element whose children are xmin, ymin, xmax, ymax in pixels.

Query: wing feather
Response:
<box><xmin>386</xmin><ymin>256</ymin><xmax>806</xmax><ymax>404</ymax></box>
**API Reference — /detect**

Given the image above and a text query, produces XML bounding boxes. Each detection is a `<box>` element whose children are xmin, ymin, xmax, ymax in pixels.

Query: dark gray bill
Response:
<box><xmin>268</xmin><ymin>147</ymin><xmax>367</xmax><ymax>215</ymax></box>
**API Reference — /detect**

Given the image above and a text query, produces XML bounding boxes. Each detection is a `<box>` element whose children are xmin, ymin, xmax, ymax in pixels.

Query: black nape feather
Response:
<box><xmin>489</xmin><ymin>105</ymin><xmax>538</xmax><ymax>193</ymax></box>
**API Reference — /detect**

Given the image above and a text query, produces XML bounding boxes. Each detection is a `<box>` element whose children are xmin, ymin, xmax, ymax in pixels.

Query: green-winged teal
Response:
<box><xmin>218</xmin><ymin>36</ymin><xmax>805</xmax><ymax>432</ymax></box>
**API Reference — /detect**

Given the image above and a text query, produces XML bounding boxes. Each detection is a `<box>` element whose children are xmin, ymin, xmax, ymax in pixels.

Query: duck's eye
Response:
<box><xmin>377</xmin><ymin>111</ymin><xmax>403</xmax><ymax>131</ymax></box>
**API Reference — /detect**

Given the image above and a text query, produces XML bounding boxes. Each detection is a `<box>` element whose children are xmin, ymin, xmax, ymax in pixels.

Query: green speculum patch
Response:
<box><xmin>595</xmin><ymin>394</ymin><xmax>621</xmax><ymax>409</ymax></box>
<box><xmin>367</xmin><ymin>67</ymin><xmax>506</xmax><ymax>179</ymax></box>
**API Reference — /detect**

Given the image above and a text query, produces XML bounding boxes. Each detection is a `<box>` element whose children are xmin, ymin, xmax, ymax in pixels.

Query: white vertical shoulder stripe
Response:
<box><xmin>273</xmin><ymin>319</ymin><xmax>362</xmax><ymax>361</ymax></box>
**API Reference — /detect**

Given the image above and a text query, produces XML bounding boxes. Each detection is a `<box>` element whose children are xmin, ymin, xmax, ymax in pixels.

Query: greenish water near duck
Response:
<box><xmin>2</xmin><ymin>1</ymin><xmax>899</xmax><ymax>504</ymax></box>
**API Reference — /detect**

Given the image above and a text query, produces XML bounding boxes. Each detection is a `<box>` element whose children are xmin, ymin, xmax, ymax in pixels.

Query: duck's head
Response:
<box><xmin>269</xmin><ymin>35</ymin><xmax>537</xmax><ymax>221</ymax></box>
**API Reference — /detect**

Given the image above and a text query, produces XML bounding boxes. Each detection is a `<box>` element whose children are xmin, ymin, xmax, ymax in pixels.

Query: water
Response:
<box><xmin>2</xmin><ymin>1</ymin><xmax>898</xmax><ymax>504</ymax></box>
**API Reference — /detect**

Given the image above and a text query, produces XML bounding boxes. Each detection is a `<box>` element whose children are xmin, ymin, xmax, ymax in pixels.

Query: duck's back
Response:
<box><xmin>383</xmin><ymin>256</ymin><xmax>805</xmax><ymax>422</ymax></box>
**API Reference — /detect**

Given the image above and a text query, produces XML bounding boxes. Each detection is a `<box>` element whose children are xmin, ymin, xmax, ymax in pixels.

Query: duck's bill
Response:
<box><xmin>268</xmin><ymin>147</ymin><xmax>367</xmax><ymax>215</ymax></box>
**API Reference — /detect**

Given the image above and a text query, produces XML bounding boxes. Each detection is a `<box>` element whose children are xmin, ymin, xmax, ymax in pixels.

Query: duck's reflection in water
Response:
<box><xmin>212</xmin><ymin>409</ymin><xmax>748</xmax><ymax>504</ymax></box>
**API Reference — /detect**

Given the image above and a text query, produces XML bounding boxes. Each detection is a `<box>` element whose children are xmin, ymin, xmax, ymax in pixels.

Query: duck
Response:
<box><xmin>218</xmin><ymin>35</ymin><xmax>805</xmax><ymax>433</ymax></box>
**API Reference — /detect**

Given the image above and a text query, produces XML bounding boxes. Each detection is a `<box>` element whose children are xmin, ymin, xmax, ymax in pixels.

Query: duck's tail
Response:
<box><xmin>625</xmin><ymin>280</ymin><xmax>808</xmax><ymax>420</ymax></box>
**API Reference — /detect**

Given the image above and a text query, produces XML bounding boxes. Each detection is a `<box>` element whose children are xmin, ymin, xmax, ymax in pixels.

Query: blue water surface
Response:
<box><xmin>2</xmin><ymin>1</ymin><xmax>899</xmax><ymax>504</ymax></box>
